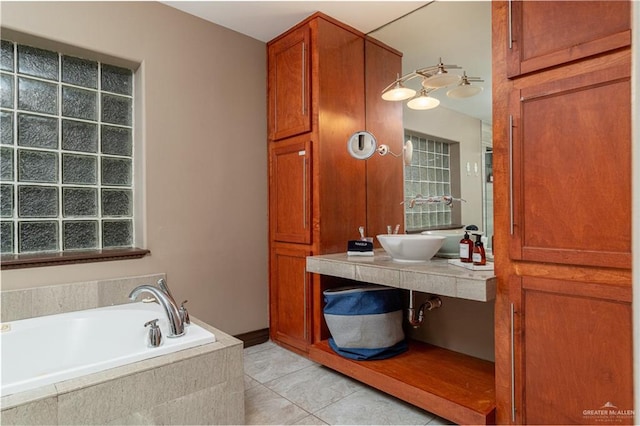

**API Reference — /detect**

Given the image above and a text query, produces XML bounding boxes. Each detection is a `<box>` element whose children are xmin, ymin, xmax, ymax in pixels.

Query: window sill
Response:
<box><xmin>406</xmin><ymin>224</ymin><xmax>465</xmax><ymax>234</ymax></box>
<box><xmin>1</xmin><ymin>248</ymin><xmax>150</xmax><ymax>270</ymax></box>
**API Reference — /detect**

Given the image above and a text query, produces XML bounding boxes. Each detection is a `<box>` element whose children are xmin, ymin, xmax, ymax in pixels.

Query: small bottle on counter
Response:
<box><xmin>473</xmin><ymin>233</ymin><xmax>486</xmax><ymax>266</ymax></box>
<box><xmin>459</xmin><ymin>231</ymin><xmax>474</xmax><ymax>263</ymax></box>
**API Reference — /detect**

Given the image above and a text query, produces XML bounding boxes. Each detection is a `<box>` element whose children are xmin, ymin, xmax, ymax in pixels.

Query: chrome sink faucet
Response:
<box><xmin>129</xmin><ymin>284</ymin><xmax>185</xmax><ymax>337</ymax></box>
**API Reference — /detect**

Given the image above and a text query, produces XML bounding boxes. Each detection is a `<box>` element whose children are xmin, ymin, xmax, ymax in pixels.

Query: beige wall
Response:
<box><xmin>0</xmin><ymin>2</ymin><xmax>269</xmax><ymax>336</ymax></box>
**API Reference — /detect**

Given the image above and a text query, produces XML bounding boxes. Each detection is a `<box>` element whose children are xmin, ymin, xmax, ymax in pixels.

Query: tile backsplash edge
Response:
<box><xmin>0</xmin><ymin>273</ymin><xmax>166</xmax><ymax>322</ymax></box>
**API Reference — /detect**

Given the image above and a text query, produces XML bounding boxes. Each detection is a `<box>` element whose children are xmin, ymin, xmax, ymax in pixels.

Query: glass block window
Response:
<box><xmin>404</xmin><ymin>131</ymin><xmax>458</xmax><ymax>231</ymax></box>
<box><xmin>0</xmin><ymin>40</ymin><xmax>135</xmax><ymax>254</ymax></box>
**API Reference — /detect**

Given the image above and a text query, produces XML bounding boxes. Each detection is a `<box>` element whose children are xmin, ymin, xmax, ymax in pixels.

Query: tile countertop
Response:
<box><xmin>306</xmin><ymin>250</ymin><xmax>496</xmax><ymax>302</ymax></box>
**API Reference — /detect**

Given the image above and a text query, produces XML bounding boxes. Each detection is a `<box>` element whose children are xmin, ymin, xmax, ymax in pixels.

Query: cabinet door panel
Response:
<box><xmin>270</xmin><ymin>246</ymin><xmax>311</xmax><ymax>352</ymax></box>
<box><xmin>268</xmin><ymin>26</ymin><xmax>311</xmax><ymax>140</ymax></box>
<box><xmin>510</xmin><ymin>65</ymin><xmax>631</xmax><ymax>268</ymax></box>
<box><xmin>270</xmin><ymin>137</ymin><xmax>312</xmax><ymax>244</ymax></box>
<box><xmin>507</xmin><ymin>0</ymin><xmax>630</xmax><ymax>77</ymax></box>
<box><xmin>518</xmin><ymin>277</ymin><xmax>633</xmax><ymax>424</ymax></box>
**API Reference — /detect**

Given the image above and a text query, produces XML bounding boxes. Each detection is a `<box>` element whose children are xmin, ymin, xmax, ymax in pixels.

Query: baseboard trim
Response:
<box><xmin>234</xmin><ymin>328</ymin><xmax>270</xmax><ymax>348</ymax></box>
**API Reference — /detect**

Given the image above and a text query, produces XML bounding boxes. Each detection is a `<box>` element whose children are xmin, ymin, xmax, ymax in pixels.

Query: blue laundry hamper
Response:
<box><xmin>323</xmin><ymin>284</ymin><xmax>407</xmax><ymax>360</ymax></box>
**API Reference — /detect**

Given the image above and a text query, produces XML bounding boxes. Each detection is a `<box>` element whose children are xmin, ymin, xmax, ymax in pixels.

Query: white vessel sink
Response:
<box><xmin>421</xmin><ymin>228</ymin><xmax>466</xmax><ymax>258</ymax></box>
<box><xmin>377</xmin><ymin>234</ymin><xmax>446</xmax><ymax>263</ymax></box>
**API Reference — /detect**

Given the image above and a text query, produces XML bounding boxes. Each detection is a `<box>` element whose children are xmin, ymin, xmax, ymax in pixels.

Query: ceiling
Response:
<box><xmin>162</xmin><ymin>1</ymin><xmax>429</xmax><ymax>42</ymax></box>
<box><xmin>162</xmin><ymin>1</ymin><xmax>492</xmax><ymax>123</ymax></box>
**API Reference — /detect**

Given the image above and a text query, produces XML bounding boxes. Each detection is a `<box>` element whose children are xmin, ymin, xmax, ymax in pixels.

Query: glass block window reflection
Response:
<box><xmin>404</xmin><ymin>131</ymin><xmax>453</xmax><ymax>230</ymax></box>
<box><xmin>0</xmin><ymin>40</ymin><xmax>135</xmax><ymax>254</ymax></box>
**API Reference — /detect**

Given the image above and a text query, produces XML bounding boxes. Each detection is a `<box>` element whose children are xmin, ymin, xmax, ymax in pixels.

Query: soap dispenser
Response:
<box><xmin>459</xmin><ymin>231</ymin><xmax>473</xmax><ymax>263</ymax></box>
<box><xmin>472</xmin><ymin>233</ymin><xmax>486</xmax><ymax>266</ymax></box>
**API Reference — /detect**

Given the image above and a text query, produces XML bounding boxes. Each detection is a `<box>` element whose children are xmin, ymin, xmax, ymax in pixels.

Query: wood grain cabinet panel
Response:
<box><xmin>269</xmin><ymin>136</ymin><xmax>311</xmax><ymax>244</ymax></box>
<box><xmin>267</xmin><ymin>13</ymin><xmax>374</xmax><ymax>353</ymax></box>
<box><xmin>507</xmin><ymin>0</ymin><xmax>631</xmax><ymax>77</ymax></box>
<box><xmin>511</xmin><ymin>276</ymin><xmax>633</xmax><ymax>425</ymax></box>
<box><xmin>268</xmin><ymin>25</ymin><xmax>311</xmax><ymax>140</ymax></box>
<box><xmin>364</xmin><ymin>38</ymin><xmax>404</xmax><ymax>238</ymax></box>
<box><xmin>269</xmin><ymin>245</ymin><xmax>312</xmax><ymax>352</ymax></box>
<box><xmin>493</xmin><ymin>1</ymin><xmax>633</xmax><ymax>424</ymax></box>
<box><xmin>509</xmin><ymin>64</ymin><xmax>631</xmax><ymax>268</ymax></box>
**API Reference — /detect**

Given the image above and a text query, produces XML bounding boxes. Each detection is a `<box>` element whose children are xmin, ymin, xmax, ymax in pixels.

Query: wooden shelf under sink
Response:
<box><xmin>309</xmin><ymin>339</ymin><xmax>496</xmax><ymax>425</ymax></box>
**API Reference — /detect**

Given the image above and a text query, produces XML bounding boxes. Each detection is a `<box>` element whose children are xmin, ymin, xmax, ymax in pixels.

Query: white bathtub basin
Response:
<box><xmin>1</xmin><ymin>302</ymin><xmax>215</xmax><ymax>396</ymax></box>
<box><xmin>377</xmin><ymin>234</ymin><xmax>445</xmax><ymax>262</ymax></box>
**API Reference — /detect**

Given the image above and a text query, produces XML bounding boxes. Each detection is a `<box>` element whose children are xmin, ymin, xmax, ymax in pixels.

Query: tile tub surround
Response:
<box><xmin>1</xmin><ymin>318</ymin><xmax>244</xmax><ymax>425</ymax></box>
<box><xmin>0</xmin><ymin>275</ymin><xmax>245</xmax><ymax>425</ymax></box>
<box><xmin>0</xmin><ymin>273</ymin><xmax>167</xmax><ymax>322</ymax></box>
<box><xmin>306</xmin><ymin>250</ymin><xmax>496</xmax><ymax>302</ymax></box>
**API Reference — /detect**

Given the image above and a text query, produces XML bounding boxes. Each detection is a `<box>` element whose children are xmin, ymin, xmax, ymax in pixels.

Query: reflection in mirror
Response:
<box><xmin>403</xmin><ymin>131</ymin><xmax>461</xmax><ymax>230</ymax></box>
<box><xmin>369</xmin><ymin>1</ymin><xmax>492</xmax><ymax>244</ymax></box>
<box><xmin>380</xmin><ymin>59</ymin><xmax>484</xmax><ymax>111</ymax></box>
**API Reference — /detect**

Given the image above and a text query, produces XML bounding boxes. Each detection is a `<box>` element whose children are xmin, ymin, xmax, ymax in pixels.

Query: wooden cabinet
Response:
<box><xmin>509</xmin><ymin>63</ymin><xmax>631</xmax><ymax>269</ymax></box>
<box><xmin>493</xmin><ymin>1</ymin><xmax>633</xmax><ymax>424</ymax></box>
<box><xmin>268</xmin><ymin>25</ymin><xmax>311</xmax><ymax>140</ymax></box>
<box><xmin>269</xmin><ymin>136</ymin><xmax>311</xmax><ymax>244</ymax></box>
<box><xmin>269</xmin><ymin>245</ymin><xmax>312</xmax><ymax>352</ymax></box>
<box><xmin>363</xmin><ymin>37</ymin><xmax>405</xmax><ymax>237</ymax></box>
<box><xmin>267</xmin><ymin>13</ymin><xmax>402</xmax><ymax>353</ymax></box>
<box><xmin>507</xmin><ymin>0</ymin><xmax>631</xmax><ymax>77</ymax></box>
<box><xmin>510</xmin><ymin>276</ymin><xmax>633</xmax><ymax>424</ymax></box>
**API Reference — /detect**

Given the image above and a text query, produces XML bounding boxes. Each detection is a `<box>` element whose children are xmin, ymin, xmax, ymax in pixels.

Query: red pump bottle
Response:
<box><xmin>459</xmin><ymin>231</ymin><xmax>473</xmax><ymax>263</ymax></box>
<box><xmin>472</xmin><ymin>233</ymin><xmax>486</xmax><ymax>266</ymax></box>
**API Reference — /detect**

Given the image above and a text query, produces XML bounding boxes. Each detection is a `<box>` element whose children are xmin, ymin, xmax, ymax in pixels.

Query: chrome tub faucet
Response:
<box><xmin>129</xmin><ymin>285</ymin><xmax>185</xmax><ymax>337</ymax></box>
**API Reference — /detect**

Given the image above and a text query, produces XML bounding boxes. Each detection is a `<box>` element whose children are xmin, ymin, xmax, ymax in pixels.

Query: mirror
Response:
<box><xmin>348</xmin><ymin>131</ymin><xmax>415</xmax><ymax>165</ymax></box>
<box><xmin>368</xmin><ymin>1</ymin><xmax>493</xmax><ymax>241</ymax></box>
<box><xmin>347</xmin><ymin>131</ymin><xmax>378</xmax><ymax>160</ymax></box>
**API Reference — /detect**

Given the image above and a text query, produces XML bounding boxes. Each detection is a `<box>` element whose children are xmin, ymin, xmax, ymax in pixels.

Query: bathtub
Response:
<box><xmin>1</xmin><ymin>302</ymin><xmax>216</xmax><ymax>397</ymax></box>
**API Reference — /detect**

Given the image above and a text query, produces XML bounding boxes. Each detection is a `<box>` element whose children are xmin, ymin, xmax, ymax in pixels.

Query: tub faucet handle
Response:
<box><xmin>179</xmin><ymin>300</ymin><xmax>190</xmax><ymax>327</ymax></box>
<box><xmin>144</xmin><ymin>318</ymin><xmax>162</xmax><ymax>348</ymax></box>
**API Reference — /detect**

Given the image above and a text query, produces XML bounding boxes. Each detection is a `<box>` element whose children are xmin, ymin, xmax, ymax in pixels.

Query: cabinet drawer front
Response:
<box><xmin>509</xmin><ymin>65</ymin><xmax>631</xmax><ymax>268</ymax></box>
<box><xmin>507</xmin><ymin>0</ymin><xmax>630</xmax><ymax>77</ymax></box>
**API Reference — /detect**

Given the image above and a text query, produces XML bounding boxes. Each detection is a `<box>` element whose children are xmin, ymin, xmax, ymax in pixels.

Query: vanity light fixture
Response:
<box><xmin>447</xmin><ymin>72</ymin><xmax>484</xmax><ymax>99</ymax></box>
<box><xmin>406</xmin><ymin>89</ymin><xmax>440</xmax><ymax>110</ymax></box>
<box><xmin>421</xmin><ymin>60</ymin><xmax>461</xmax><ymax>88</ymax></box>
<box><xmin>381</xmin><ymin>58</ymin><xmax>483</xmax><ymax>110</ymax></box>
<box><xmin>381</xmin><ymin>78</ymin><xmax>416</xmax><ymax>101</ymax></box>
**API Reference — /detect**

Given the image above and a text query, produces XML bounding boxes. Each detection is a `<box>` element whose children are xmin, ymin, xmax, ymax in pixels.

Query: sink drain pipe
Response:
<box><xmin>407</xmin><ymin>290</ymin><xmax>442</xmax><ymax>328</ymax></box>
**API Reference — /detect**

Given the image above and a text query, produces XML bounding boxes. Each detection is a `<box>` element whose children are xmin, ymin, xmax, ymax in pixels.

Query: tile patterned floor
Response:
<box><xmin>244</xmin><ymin>341</ymin><xmax>454</xmax><ymax>425</ymax></box>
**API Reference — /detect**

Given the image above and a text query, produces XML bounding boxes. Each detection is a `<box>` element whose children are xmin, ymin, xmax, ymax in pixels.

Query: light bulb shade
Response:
<box><xmin>407</xmin><ymin>92</ymin><xmax>440</xmax><ymax>110</ymax></box>
<box><xmin>447</xmin><ymin>84</ymin><xmax>483</xmax><ymax>99</ymax></box>
<box><xmin>422</xmin><ymin>72</ymin><xmax>460</xmax><ymax>89</ymax></box>
<box><xmin>382</xmin><ymin>82</ymin><xmax>416</xmax><ymax>101</ymax></box>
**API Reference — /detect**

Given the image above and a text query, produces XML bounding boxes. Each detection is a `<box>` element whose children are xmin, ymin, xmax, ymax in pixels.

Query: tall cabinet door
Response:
<box><xmin>268</xmin><ymin>25</ymin><xmax>311</xmax><ymax>140</ymax></box>
<box><xmin>507</xmin><ymin>0</ymin><xmax>631</xmax><ymax>77</ymax></box>
<box><xmin>510</xmin><ymin>276</ymin><xmax>633</xmax><ymax>425</ymax></box>
<box><xmin>269</xmin><ymin>136</ymin><xmax>312</xmax><ymax>244</ymax></box>
<box><xmin>269</xmin><ymin>245</ymin><xmax>312</xmax><ymax>352</ymax></box>
<box><xmin>509</xmin><ymin>64</ymin><xmax>631</xmax><ymax>268</ymax></box>
<box><xmin>493</xmin><ymin>1</ymin><xmax>633</xmax><ymax>424</ymax></box>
